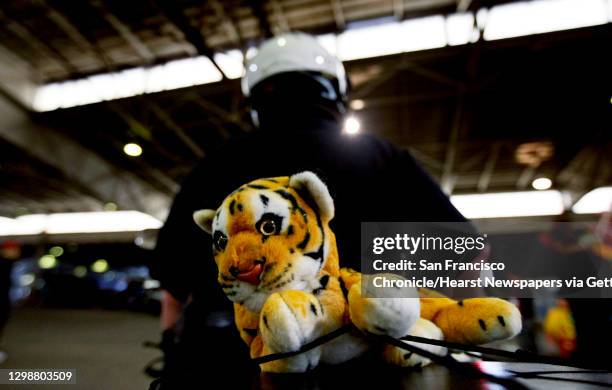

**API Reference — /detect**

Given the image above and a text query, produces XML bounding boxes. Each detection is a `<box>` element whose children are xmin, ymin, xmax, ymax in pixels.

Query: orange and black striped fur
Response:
<box><xmin>194</xmin><ymin>172</ymin><xmax>521</xmax><ymax>372</ymax></box>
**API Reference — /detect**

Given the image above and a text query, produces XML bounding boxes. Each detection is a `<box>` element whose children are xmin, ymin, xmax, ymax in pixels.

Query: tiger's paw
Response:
<box><xmin>259</xmin><ymin>290</ymin><xmax>324</xmax><ymax>353</ymax></box>
<box><xmin>434</xmin><ymin>297</ymin><xmax>522</xmax><ymax>344</ymax></box>
<box><xmin>347</xmin><ymin>274</ymin><xmax>420</xmax><ymax>338</ymax></box>
<box><xmin>383</xmin><ymin>318</ymin><xmax>445</xmax><ymax>368</ymax></box>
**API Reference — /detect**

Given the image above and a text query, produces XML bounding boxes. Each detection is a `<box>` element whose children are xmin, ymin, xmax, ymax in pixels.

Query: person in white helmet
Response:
<box><xmin>241</xmin><ymin>33</ymin><xmax>348</xmax><ymax>130</ymax></box>
<box><xmin>150</xmin><ymin>32</ymin><xmax>469</xmax><ymax>388</ymax></box>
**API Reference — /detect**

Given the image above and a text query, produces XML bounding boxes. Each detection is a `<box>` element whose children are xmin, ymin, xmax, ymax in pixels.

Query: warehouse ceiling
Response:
<box><xmin>0</xmin><ymin>0</ymin><xmax>610</xmax><ymax>218</ymax></box>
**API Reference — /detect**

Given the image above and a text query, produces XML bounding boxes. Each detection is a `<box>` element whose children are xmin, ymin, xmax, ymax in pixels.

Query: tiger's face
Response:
<box><xmin>194</xmin><ymin>172</ymin><xmax>336</xmax><ymax>313</ymax></box>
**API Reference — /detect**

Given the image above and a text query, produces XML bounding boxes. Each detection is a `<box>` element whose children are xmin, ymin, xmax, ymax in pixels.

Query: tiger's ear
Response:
<box><xmin>289</xmin><ymin>171</ymin><xmax>334</xmax><ymax>223</ymax></box>
<box><xmin>193</xmin><ymin>209</ymin><xmax>216</xmax><ymax>235</ymax></box>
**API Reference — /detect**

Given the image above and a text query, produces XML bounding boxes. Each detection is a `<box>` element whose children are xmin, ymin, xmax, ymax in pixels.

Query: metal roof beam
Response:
<box><xmin>35</xmin><ymin>0</ymin><xmax>114</xmax><ymax>71</ymax></box>
<box><xmin>148</xmin><ymin>101</ymin><xmax>205</xmax><ymax>158</ymax></box>
<box><xmin>154</xmin><ymin>0</ymin><xmax>226</xmax><ymax>78</ymax></box>
<box><xmin>0</xmin><ymin>96</ymin><xmax>170</xmax><ymax>219</ymax></box>
<box><xmin>270</xmin><ymin>0</ymin><xmax>291</xmax><ymax>33</ymax></box>
<box><xmin>90</xmin><ymin>0</ymin><xmax>155</xmax><ymax>63</ymax></box>
<box><xmin>249</xmin><ymin>0</ymin><xmax>274</xmax><ymax>39</ymax></box>
<box><xmin>330</xmin><ymin>0</ymin><xmax>346</xmax><ymax>31</ymax></box>
<box><xmin>0</xmin><ymin>9</ymin><xmax>76</xmax><ymax>76</ymax></box>
<box><xmin>209</xmin><ymin>0</ymin><xmax>243</xmax><ymax>47</ymax></box>
<box><xmin>477</xmin><ymin>142</ymin><xmax>501</xmax><ymax>193</ymax></box>
<box><xmin>441</xmin><ymin>96</ymin><xmax>464</xmax><ymax>194</ymax></box>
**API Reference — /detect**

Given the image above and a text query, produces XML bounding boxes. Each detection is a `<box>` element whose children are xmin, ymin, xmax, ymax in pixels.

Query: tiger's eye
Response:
<box><xmin>213</xmin><ymin>231</ymin><xmax>228</xmax><ymax>251</ymax></box>
<box><xmin>259</xmin><ymin>220</ymin><xmax>276</xmax><ymax>236</ymax></box>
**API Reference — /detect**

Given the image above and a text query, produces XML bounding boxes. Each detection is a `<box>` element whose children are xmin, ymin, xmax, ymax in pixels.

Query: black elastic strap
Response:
<box><xmin>252</xmin><ymin>324</ymin><xmax>611</xmax><ymax>387</ymax></box>
<box><xmin>374</xmin><ymin>333</ymin><xmax>529</xmax><ymax>390</ymax></box>
<box><xmin>252</xmin><ymin>324</ymin><xmax>527</xmax><ymax>389</ymax></box>
<box><xmin>400</xmin><ymin>333</ymin><xmax>612</xmax><ymax>371</ymax></box>
<box><xmin>252</xmin><ymin>325</ymin><xmax>353</xmax><ymax>365</ymax></box>
<box><xmin>254</xmin><ymin>325</ymin><xmax>611</xmax><ymax>372</ymax></box>
<box><xmin>509</xmin><ymin>370</ymin><xmax>612</xmax><ymax>387</ymax></box>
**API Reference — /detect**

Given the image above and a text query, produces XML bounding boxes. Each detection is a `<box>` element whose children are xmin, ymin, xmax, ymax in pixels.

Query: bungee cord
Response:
<box><xmin>252</xmin><ymin>324</ymin><xmax>612</xmax><ymax>388</ymax></box>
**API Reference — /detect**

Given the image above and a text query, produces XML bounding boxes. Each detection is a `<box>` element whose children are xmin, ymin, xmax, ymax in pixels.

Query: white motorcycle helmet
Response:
<box><xmin>242</xmin><ymin>32</ymin><xmax>348</xmax><ymax>98</ymax></box>
<box><xmin>242</xmin><ymin>33</ymin><xmax>349</xmax><ymax>127</ymax></box>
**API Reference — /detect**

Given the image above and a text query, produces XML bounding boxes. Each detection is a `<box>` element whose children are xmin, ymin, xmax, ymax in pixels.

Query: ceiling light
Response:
<box><xmin>515</xmin><ymin>141</ymin><xmax>553</xmax><ymax>166</ymax></box>
<box><xmin>0</xmin><ymin>211</ymin><xmax>162</xmax><ymax>237</ymax></box>
<box><xmin>572</xmin><ymin>186</ymin><xmax>612</xmax><ymax>214</ymax></box>
<box><xmin>315</xmin><ymin>55</ymin><xmax>325</xmax><ymax>64</ymax></box>
<box><xmin>19</xmin><ymin>273</ymin><xmax>35</xmax><ymax>286</ymax></box>
<box><xmin>483</xmin><ymin>0</ymin><xmax>608</xmax><ymax>41</ymax></box>
<box><xmin>451</xmin><ymin>190</ymin><xmax>565</xmax><ymax>219</ymax></box>
<box><xmin>532</xmin><ymin>177</ymin><xmax>552</xmax><ymax>190</ymax></box>
<box><xmin>91</xmin><ymin>259</ymin><xmax>109</xmax><ymax>273</ymax></box>
<box><xmin>39</xmin><ymin>255</ymin><xmax>57</xmax><ymax>269</ymax></box>
<box><xmin>350</xmin><ymin>99</ymin><xmax>365</xmax><ymax>110</ymax></box>
<box><xmin>73</xmin><ymin>266</ymin><xmax>88</xmax><ymax>278</ymax></box>
<box><xmin>49</xmin><ymin>246</ymin><xmax>64</xmax><ymax>257</ymax></box>
<box><xmin>123</xmin><ymin>143</ymin><xmax>142</xmax><ymax>157</ymax></box>
<box><xmin>28</xmin><ymin>1</ymin><xmax>610</xmax><ymax>112</ymax></box>
<box><xmin>104</xmin><ymin>202</ymin><xmax>118</xmax><ymax>211</ymax></box>
<box><xmin>343</xmin><ymin>116</ymin><xmax>361</xmax><ymax>135</ymax></box>
<box><xmin>446</xmin><ymin>13</ymin><xmax>477</xmax><ymax>46</ymax></box>
<box><xmin>213</xmin><ymin>50</ymin><xmax>245</xmax><ymax>79</ymax></box>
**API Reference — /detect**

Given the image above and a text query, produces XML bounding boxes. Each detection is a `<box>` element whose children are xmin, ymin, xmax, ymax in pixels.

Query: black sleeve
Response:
<box><xmin>389</xmin><ymin>147</ymin><xmax>483</xmax><ymax>263</ymax></box>
<box><xmin>386</xmin><ymin>146</ymin><xmax>468</xmax><ymax>222</ymax></box>
<box><xmin>151</xmin><ymin>163</ymin><xmax>217</xmax><ymax>303</ymax></box>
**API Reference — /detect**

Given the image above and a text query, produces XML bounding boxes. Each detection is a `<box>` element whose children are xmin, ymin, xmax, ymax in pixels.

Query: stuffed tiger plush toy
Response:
<box><xmin>193</xmin><ymin>171</ymin><xmax>521</xmax><ymax>372</ymax></box>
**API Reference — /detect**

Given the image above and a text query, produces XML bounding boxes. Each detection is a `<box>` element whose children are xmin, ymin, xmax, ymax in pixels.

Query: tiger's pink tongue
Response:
<box><xmin>236</xmin><ymin>263</ymin><xmax>263</xmax><ymax>285</ymax></box>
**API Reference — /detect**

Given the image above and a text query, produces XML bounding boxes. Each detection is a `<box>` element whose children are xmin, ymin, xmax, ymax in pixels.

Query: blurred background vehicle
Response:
<box><xmin>0</xmin><ymin>0</ymin><xmax>610</xmax><ymax>388</ymax></box>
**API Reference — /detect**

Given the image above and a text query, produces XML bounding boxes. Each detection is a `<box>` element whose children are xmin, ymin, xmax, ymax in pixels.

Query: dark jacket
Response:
<box><xmin>152</xmin><ymin>120</ymin><xmax>466</xmax><ymax>308</ymax></box>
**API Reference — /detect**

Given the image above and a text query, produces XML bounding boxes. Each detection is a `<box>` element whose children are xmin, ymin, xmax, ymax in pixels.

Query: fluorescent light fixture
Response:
<box><xmin>484</xmin><ymin>0</ymin><xmax>609</xmax><ymax>41</ymax></box>
<box><xmin>451</xmin><ymin>190</ymin><xmax>565</xmax><ymax>219</ymax></box>
<box><xmin>446</xmin><ymin>13</ymin><xmax>478</xmax><ymax>46</ymax></box>
<box><xmin>336</xmin><ymin>16</ymin><xmax>446</xmax><ymax>61</ymax></box>
<box><xmin>0</xmin><ymin>211</ymin><xmax>162</xmax><ymax>236</ymax></box>
<box><xmin>28</xmin><ymin>0</ymin><xmax>611</xmax><ymax>111</ymax></box>
<box><xmin>337</xmin><ymin>21</ymin><xmax>405</xmax><ymax>61</ymax></box>
<box><xmin>213</xmin><ymin>50</ymin><xmax>245</xmax><ymax>79</ymax></box>
<box><xmin>32</xmin><ymin>56</ymin><xmax>223</xmax><ymax>111</ymax></box>
<box><xmin>402</xmin><ymin>16</ymin><xmax>447</xmax><ymax>52</ymax></box>
<box><xmin>0</xmin><ymin>216</ymin><xmax>41</xmax><ymax>236</ymax></box>
<box><xmin>476</xmin><ymin>8</ymin><xmax>489</xmax><ymax>31</ymax></box>
<box><xmin>572</xmin><ymin>186</ymin><xmax>612</xmax><ymax>214</ymax></box>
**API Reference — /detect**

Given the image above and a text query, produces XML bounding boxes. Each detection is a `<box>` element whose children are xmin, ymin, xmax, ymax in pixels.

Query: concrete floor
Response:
<box><xmin>1</xmin><ymin>308</ymin><xmax>160</xmax><ymax>390</ymax></box>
